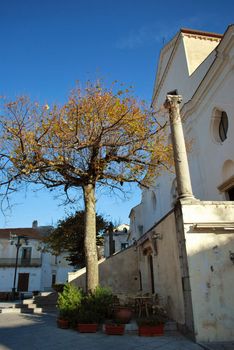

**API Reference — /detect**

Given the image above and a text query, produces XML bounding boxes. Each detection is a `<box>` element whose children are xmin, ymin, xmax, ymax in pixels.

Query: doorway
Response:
<box><xmin>17</xmin><ymin>273</ymin><xmax>29</xmax><ymax>291</ymax></box>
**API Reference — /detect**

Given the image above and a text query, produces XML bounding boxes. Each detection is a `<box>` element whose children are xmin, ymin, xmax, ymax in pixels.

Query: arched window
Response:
<box><xmin>211</xmin><ymin>109</ymin><xmax>229</xmax><ymax>143</ymax></box>
<box><xmin>219</xmin><ymin>111</ymin><xmax>228</xmax><ymax>142</ymax></box>
<box><xmin>218</xmin><ymin>160</ymin><xmax>234</xmax><ymax>200</ymax></box>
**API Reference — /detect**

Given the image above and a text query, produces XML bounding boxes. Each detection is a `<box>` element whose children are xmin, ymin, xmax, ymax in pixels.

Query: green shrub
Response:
<box><xmin>57</xmin><ymin>284</ymin><xmax>114</xmax><ymax>325</ymax></box>
<box><xmin>91</xmin><ymin>286</ymin><xmax>114</xmax><ymax>320</ymax></box>
<box><xmin>57</xmin><ymin>283</ymin><xmax>83</xmax><ymax>320</ymax></box>
<box><xmin>76</xmin><ymin>286</ymin><xmax>114</xmax><ymax>324</ymax></box>
<box><xmin>52</xmin><ymin>283</ymin><xmax>65</xmax><ymax>293</ymax></box>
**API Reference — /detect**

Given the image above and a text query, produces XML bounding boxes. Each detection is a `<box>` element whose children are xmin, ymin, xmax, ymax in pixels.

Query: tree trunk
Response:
<box><xmin>83</xmin><ymin>183</ymin><xmax>99</xmax><ymax>292</ymax></box>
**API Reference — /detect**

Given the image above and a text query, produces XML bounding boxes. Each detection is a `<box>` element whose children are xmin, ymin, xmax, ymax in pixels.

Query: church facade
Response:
<box><xmin>129</xmin><ymin>25</ymin><xmax>234</xmax><ymax>342</ymax></box>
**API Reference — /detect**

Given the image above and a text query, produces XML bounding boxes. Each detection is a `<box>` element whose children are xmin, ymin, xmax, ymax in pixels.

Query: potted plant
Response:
<box><xmin>57</xmin><ymin>283</ymin><xmax>83</xmax><ymax>329</ymax></box>
<box><xmin>77</xmin><ymin>308</ymin><xmax>99</xmax><ymax>333</ymax></box>
<box><xmin>114</xmin><ymin>303</ymin><xmax>133</xmax><ymax>324</ymax></box>
<box><xmin>137</xmin><ymin>306</ymin><xmax>168</xmax><ymax>336</ymax></box>
<box><xmin>105</xmin><ymin>319</ymin><xmax>125</xmax><ymax>335</ymax></box>
<box><xmin>77</xmin><ymin>287</ymin><xmax>114</xmax><ymax>333</ymax></box>
<box><xmin>91</xmin><ymin>286</ymin><xmax>114</xmax><ymax>321</ymax></box>
<box><xmin>57</xmin><ymin>313</ymin><xmax>69</xmax><ymax>329</ymax></box>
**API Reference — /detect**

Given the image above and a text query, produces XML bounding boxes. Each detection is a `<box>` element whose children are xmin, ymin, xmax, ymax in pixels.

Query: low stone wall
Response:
<box><xmin>68</xmin><ymin>245</ymin><xmax>139</xmax><ymax>295</ymax></box>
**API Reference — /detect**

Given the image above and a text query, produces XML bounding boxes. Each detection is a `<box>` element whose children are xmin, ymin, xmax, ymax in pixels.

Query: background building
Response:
<box><xmin>103</xmin><ymin>224</ymin><xmax>130</xmax><ymax>257</ymax></box>
<box><xmin>0</xmin><ymin>220</ymin><xmax>72</xmax><ymax>295</ymax></box>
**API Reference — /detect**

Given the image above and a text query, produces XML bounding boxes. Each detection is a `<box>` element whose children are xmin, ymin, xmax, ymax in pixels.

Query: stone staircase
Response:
<box><xmin>0</xmin><ymin>292</ymin><xmax>58</xmax><ymax>315</ymax></box>
<box><xmin>34</xmin><ymin>292</ymin><xmax>58</xmax><ymax>313</ymax></box>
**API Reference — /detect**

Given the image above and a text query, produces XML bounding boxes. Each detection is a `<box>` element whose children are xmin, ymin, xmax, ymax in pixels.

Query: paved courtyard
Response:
<box><xmin>0</xmin><ymin>313</ymin><xmax>204</xmax><ymax>350</ymax></box>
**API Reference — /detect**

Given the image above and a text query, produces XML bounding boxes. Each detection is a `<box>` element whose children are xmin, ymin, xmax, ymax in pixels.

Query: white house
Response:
<box><xmin>103</xmin><ymin>224</ymin><xmax>130</xmax><ymax>257</ymax></box>
<box><xmin>0</xmin><ymin>220</ymin><xmax>73</xmax><ymax>295</ymax></box>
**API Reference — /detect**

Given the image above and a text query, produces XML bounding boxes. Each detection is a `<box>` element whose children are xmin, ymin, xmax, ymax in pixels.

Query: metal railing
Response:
<box><xmin>0</xmin><ymin>258</ymin><xmax>42</xmax><ymax>267</ymax></box>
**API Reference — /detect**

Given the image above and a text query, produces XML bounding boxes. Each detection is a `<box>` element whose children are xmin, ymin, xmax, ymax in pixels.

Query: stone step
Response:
<box><xmin>20</xmin><ymin>307</ymin><xmax>43</xmax><ymax>314</ymax></box>
<box><xmin>26</xmin><ymin>307</ymin><xmax>43</xmax><ymax>314</ymax></box>
<box><xmin>0</xmin><ymin>305</ymin><xmax>43</xmax><ymax>314</ymax></box>
<box><xmin>41</xmin><ymin>305</ymin><xmax>57</xmax><ymax>310</ymax></box>
<box><xmin>0</xmin><ymin>308</ymin><xmax>21</xmax><ymax>314</ymax></box>
<box><xmin>34</xmin><ymin>293</ymin><xmax>58</xmax><ymax>308</ymax></box>
<box><xmin>35</xmin><ymin>294</ymin><xmax>57</xmax><ymax>301</ymax></box>
<box><xmin>39</xmin><ymin>292</ymin><xmax>54</xmax><ymax>297</ymax></box>
<box><xmin>14</xmin><ymin>303</ymin><xmax>36</xmax><ymax>308</ymax></box>
<box><xmin>35</xmin><ymin>301</ymin><xmax>57</xmax><ymax>306</ymax></box>
<box><xmin>22</xmin><ymin>299</ymin><xmax>34</xmax><ymax>305</ymax></box>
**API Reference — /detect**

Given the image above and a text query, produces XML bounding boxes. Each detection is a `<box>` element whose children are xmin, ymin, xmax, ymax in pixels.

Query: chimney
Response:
<box><xmin>32</xmin><ymin>220</ymin><xmax>38</xmax><ymax>228</ymax></box>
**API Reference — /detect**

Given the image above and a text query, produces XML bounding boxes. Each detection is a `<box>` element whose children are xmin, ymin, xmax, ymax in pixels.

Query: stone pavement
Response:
<box><xmin>199</xmin><ymin>343</ymin><xmax>234</xmax><ymax>350</ymax></box>
<box><xmin>0</xmin><ymin>313</ymin><xmax>203</xmax><ymax>350</ymax></box>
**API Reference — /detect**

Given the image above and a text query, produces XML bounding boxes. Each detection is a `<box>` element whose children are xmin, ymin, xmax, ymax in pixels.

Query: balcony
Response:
<box><xmin>0</xmin><ymin>258</ymin><xmax>42</xmax><ymax>267</ymax></box>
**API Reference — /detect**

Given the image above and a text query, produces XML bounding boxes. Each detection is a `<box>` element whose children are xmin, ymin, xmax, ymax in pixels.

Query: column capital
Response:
<box><xmin>164</xmin><ymin>94</ymin><xmax>183</xmax><ymax>110</ymax></box>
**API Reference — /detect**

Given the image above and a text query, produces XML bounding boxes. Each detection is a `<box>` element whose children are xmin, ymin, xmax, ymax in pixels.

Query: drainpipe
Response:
<box><xmin>164</xmin><ymin>92</ymin><xmax>194</xmax><ymax>200</ymax></box>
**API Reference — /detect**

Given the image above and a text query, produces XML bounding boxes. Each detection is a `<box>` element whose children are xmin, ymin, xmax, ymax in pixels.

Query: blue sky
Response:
<box><xmin>0</xmin><ymin>0</ymin><xmax>233</xmax><ymax>228</ymax></box>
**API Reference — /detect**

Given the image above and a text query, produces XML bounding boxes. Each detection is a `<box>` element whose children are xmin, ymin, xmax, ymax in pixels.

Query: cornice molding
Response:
<box><xmin>182</xmin><ymin>32</ymin><xmax>221</xmax><ymax>42</ymax></box>
<box><xmin>181</xmin><ymin>27</ymin><xmax>223</xmax><ymax>39</ymax></box>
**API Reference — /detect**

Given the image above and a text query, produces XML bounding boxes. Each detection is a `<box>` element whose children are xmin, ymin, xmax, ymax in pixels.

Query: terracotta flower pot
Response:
<box><xmin>77</xmin><ymin>323</ymin><xmax>98</xmax><ymax>333</ymax></box>
<box><xmin>138</xmin><ymin>324</ymin><xmax>164</xmax><ymax>336</ymax></box>
<box><xmin>57</xmin><ymin>319</ymin><xmax>69</xmax><ymax>329</ymax></box>
<box><xmin>114</xmin><ymin>307</ymin><xmax>132</xmax><ymax>324</ymax></box>
<box><xmin>105</xmin><ymin>324</ymin><xmax>125</xmax><ymax>335</ymax></box>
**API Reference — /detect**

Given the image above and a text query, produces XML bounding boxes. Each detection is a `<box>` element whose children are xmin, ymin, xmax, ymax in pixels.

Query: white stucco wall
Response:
<box><xmin>0</xmin><ymin>267</ymin><xmax>42</xmax><ymax>292</ymax></box>
<box><xmin>132</xmin><ymin>26</ymin><xmax>234</xmax><ymax>236</ymax></box>
<box><xmin>182</xmin><ymin>201</ymin><xmax>234</xmax><ymax>342</ymax></box>
<box><xmin>184</xmin><ymin>49</ymin><xmax>234</xmax><ymax>202</ymax></box>
<box><xmin>129</xmin><ymin>203</ymin><xmax>143</xmax><ymax>240</ymax></box>
<box><xmin>0</xmin><ymin>238</ymin><xmax>72</xmax><ymax>292</ymax></box>
<box><xmin>138</xmin><ymin>211</ymin><xmax>185</xmax><ymax>324</ymax></box>
<box><xmin>183</xmin><ymin>34</ymin><xmax>219</xmax><ymax>75</ymax></box>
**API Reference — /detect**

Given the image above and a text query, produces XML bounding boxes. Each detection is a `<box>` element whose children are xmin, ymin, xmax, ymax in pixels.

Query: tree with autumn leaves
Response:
<box><xmin>0</xmin><ymin>82</ymin><xmax>172</xmax><ymax>291</ymax></box>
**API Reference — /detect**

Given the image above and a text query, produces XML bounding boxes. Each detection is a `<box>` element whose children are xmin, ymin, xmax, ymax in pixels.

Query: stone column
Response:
<box><xmin>164</xmin><ymin>94</ymin><xmax>194</xmax><ymax>199</ymax></box>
